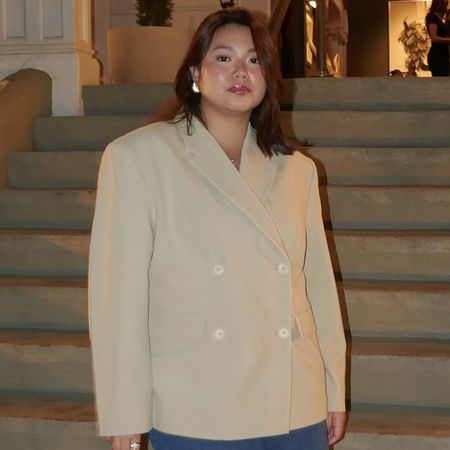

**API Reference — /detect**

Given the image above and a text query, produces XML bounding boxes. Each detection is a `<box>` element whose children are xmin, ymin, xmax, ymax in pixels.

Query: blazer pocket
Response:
<box><xmin>294</xmin><ymin>308</ymin><xmax>317</xmax><ymax>339</ymax></box>
<box><xmin>150</xmin><ymin>311</ymin><xmax>205</xmax><ymax>355</ymax></box>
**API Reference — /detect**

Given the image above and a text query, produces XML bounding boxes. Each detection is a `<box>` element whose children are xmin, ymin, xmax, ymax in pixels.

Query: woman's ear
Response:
<box><xmin>190</xmin><ymin>66</ymin><xmax>200</xmax><ymax>83</ymax></box>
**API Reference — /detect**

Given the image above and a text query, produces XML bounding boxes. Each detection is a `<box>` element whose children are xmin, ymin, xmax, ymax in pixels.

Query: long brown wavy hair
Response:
<box><xmin>155</xmin><ymin>8</ymin><xmax>295</xmax><ymax>157</ymax></box>
<box><xmin>428</xmin><ymin>0</ymin><xmax>448</xmax><ymax>17</ymax></box>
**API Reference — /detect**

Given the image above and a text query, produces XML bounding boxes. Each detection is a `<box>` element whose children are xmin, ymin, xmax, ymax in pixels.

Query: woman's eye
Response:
<box><xmin>217</xmin><ymin>56</ymin><xmax>230</xmax><ymax>62</ymax></box>
<box><xmin>249</xmin><ymin>57</ymin><xmax>260</xmax><ymax>64</ymax></box>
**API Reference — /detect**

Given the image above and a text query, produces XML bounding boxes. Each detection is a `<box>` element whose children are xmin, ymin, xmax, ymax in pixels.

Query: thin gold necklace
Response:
<box><xmin>229</xmin><ymin>157</ymin><xmax>240</xmax><ymax>169</ymax></box>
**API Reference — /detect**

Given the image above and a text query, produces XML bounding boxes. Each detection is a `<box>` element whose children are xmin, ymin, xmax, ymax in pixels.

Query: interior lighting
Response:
<box><xmin>309</xmin><ymin>1</ymin><xmax>317</xmax><ymax>8</ymax></box>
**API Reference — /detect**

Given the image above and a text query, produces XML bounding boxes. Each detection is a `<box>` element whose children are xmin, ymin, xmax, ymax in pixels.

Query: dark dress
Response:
<box><xmin>426</xmin><ymin>13</ymin><xmax>449</xmax><ymax>76</ymax></box>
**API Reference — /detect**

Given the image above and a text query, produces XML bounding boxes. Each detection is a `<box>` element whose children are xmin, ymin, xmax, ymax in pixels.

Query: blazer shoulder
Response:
<box><xmin>280</xmin><ymin>150</ymin><xmax>316</xmax><ymax>180</ymax></box>
<box><xmin>293</xmin><ymin>150</ymin><xmax>316</xmax><ymax>169</ymax></box>
<box><xmin>110</xmin><ymin>121</ymin><xmax>182</xmax><ymax>158</ymax></box>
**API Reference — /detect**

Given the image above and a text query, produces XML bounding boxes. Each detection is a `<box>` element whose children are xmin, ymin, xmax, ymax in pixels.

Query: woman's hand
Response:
<box><xmin>428</xmin><ymin>23</ymin><xmax>450</xmax><ymax>44</ymax></box>
<box><xmin>106</xmin><ymin>434</ymin><xmax>141</xmax><ymax>450</ymax></box>
<box><xmin>327</xmin><ymin>411</ymin><xmax>347</xmax><ymax>446</ymax></box>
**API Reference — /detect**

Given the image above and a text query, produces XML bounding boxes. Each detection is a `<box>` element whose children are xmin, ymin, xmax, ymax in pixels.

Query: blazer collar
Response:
<box><xmin>178</xmin><ymin>116</ymin><xmax>285</xmax><ymax>256</ymax></box>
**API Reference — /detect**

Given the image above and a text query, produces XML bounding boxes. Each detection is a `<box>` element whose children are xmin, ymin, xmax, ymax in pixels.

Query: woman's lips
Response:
<box><xmin>228</xmin><ymin>85</ymin><xmax>250</xmax><ymax>95</ymax></box>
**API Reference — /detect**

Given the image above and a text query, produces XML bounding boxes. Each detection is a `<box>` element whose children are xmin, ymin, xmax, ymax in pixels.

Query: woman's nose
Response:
<box><xmin>233</xmin><ymin>61</ymin><xmax>248</xmax><ymax>79</ymax></box>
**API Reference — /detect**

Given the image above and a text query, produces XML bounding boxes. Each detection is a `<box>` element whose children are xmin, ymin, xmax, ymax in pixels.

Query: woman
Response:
<box><xmin>426</xmin><ymin>0</ymin><xmax>450</xmax><ymax>76</ymax></box>
<box><xmin>89</xmin><ymin>8</ymin><xmax>347</xmax><ymax>450</ymax></box>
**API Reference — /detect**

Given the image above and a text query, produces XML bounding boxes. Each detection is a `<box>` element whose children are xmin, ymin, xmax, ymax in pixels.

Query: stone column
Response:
<box><xmin>0</xmin><ymin>0</ymin><xmax>100</xmax><ymax>115</ymax></box>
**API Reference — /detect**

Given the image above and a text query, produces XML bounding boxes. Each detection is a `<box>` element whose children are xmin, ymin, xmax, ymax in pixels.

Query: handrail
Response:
<box><xmin>0</xmin><ymin>69</ymin><xmax>51</xmax><ymax>186</ymax></box>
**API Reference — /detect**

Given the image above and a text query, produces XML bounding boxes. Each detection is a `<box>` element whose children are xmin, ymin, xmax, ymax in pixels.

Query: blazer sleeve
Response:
<box><xmin>304</xmin><ymin>160</ymin><xmax>347</xmax><ymax>412</ymax></box>
<box><xmin>88</xmin><ymin>141</ymin><xmax>155</xmax><ymax>436</ymax></box>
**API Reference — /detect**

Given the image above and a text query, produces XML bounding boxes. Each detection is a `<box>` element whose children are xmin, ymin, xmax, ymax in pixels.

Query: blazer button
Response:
<box><xmin>213</xmin><ymin>328</ymin><xmax>226</xmax><ymax>340</ymax></box>
<box><xmin>213</xmin><ymin>264</ymin><xmax>225</xmax><ymax>276</ymax></box>
<box><xmin>277</xmin><ymin>328</ymin><xmax>290</xmax><ymax>339</ymax></box>
<box><xmin>277</xmin><ymin>263</ymin><xmax>289</xmax><ymax>274</ymax></box>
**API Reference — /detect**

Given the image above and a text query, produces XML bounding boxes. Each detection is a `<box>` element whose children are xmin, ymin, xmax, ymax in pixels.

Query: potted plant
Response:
<box><xmin>135</xmin><ymin>0</ymin><xmax>174</xmax><ymax>26</ymax></box>
<box><xmin>398</xmin><ymin>19</ymin><xmax>431</xmax><ymax>76</ymax></box>
<box><xmin>108</xmin><ymin>0</ymin><xmax>193</xmax><ymax>84</ymax></box>
<box><xmin>220</xmin><ymin>1</ymin><xmax>235</xmax><ymax>8</ymax></box>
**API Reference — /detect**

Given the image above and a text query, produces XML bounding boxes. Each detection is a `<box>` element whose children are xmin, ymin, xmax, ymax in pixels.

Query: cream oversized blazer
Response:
<box><xmin>88</xmin><ymin>116</ymin><xmax>346</xmax><ymax>439</ymax></box>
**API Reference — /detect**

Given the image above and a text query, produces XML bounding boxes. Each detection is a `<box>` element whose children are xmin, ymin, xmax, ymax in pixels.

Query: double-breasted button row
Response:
<box><xmin>215</xmin><ymin>263</ymin><xmax>288</xmax><ymax>275</ymax></box>
<box><xmin>212</xmin><ymin>328</ymin><xmax>290</xmax><ymax>340</ymax></box>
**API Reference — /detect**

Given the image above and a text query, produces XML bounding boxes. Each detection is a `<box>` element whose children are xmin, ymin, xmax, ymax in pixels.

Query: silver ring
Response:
<box><xmin>130</xmin><ymin>442</ymin><xmax>140</xmax><ymax>450</ymax></box>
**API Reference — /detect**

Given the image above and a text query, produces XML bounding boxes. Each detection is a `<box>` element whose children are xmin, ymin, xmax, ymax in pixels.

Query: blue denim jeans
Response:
<box><xmin>149</xmin><ymin>420</ymin><xmax>328</xmax><ymax>450</ymax></box>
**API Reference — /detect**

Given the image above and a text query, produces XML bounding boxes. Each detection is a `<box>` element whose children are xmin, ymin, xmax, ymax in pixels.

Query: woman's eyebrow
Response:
<box><xmin>212</xmin><ymin>45</ymin><xmax>257</xmax><ymax>53</ymax></box>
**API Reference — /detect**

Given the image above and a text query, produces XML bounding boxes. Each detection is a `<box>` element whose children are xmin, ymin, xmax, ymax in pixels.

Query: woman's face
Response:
<box><xmin>192</xmin><ymin>24</ymin><xmax>267</xmax><ymax>119</ymax></box>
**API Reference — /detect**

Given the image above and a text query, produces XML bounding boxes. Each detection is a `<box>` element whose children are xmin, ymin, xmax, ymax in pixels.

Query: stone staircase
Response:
<box><xmin>1</xmin><ymin>78</ymin><xmax>450</xmax><ymax>449</ymax></box>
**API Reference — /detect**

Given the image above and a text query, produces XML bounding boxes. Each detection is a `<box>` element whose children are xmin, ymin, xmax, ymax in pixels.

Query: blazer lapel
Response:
<box><xmin>239</xmin><ymin>128</ymin><xmax>277</xmax><ymax>207</ymax></box>
<box><xmin>178</xmin><ymin>117</ymin><xmax>286</xmax><ymax>256</ymax></box>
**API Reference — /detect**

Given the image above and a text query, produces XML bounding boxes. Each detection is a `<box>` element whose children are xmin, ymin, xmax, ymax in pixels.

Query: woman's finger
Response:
<box><xmin>327</xmin><ymin>411</ymin><xmax>347</xmax><ymax>445</ymax></box>
<box><xmin>110</xmin><ymin>435</ymin><xmax>139</xmax><ymax>450</ymax></box>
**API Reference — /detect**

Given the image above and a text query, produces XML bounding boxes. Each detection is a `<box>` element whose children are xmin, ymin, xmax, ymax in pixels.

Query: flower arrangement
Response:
<box><xmin>398</xmin><ymin>19</ymin><xmax>431</xmax><ymax>75</ymax></box>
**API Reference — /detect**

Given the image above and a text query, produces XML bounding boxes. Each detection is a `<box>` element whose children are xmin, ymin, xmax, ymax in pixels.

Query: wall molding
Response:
<box><xmin>4</xmin><ymin>0</ymin><xmax>26</xmax><ymax>39</ymax></box>
<box><xmin>0</xmin><ymin>43</ymin><xmax>95</xmax><ymax>55</ymax></box>
<box><xmin>41</xmin><ymin>0</ymin><xmax>64</xmax><ymax>39</ymax></box>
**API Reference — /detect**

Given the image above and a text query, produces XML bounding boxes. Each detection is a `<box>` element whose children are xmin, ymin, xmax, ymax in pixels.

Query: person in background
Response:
<box><xmin>89</xmin><ymin>8</ymin><xmax>347</xmax><ymax>450</ymax></box>
<box><xmin>445</xmin><ymin>8</ymin><xmax>450</xmax><ymax>44</ymax></box>
<box><xmin>426</xmin><ymin>0</ymin><xmax>450</xmax><ymax>76</ymax></box>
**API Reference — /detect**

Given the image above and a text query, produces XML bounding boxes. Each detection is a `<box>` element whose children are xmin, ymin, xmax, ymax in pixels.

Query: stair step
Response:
<box><xmin>2</xmin><ymin>184</ymin><xmax>448</xmax><ymax>230</ymax></box>
<box><xmin>0</xmin><ymin>330</ymin><xmax>91</xmax><ymax>393</ymax></box>
<box><xmin>1</xmin><ymin>331</ymin><xmax>449</xmax><ymax>407</ymax></box>
<box><xmin>330</xmin><ymin>231</ymin><xmax>450</xmax><ymax>282</ymax></box>
<box><xmin>1</xmin><ymin>230</ymin><xmax>449</xmax><ymax>280</ymax></box>
<box><xmin>34</xmin><ymin>110</ymin><xmax>450</xmax><ymax>152</ymax></box>
<box><xmin>8</xmin><ymin>151</ymin><xmax>102</xmax><ymax>189</ymax></box>
<box><xmin>350</xmin><ymin>337</ymin><xmax>450</xmax><ymax>407</ymax></box>
<box><xmin>0</xmin><ymin>277</ymin><xmax>87</xmax><ymax>330</ymax></box>
<box><xmin>0</xmin><ymin>390</ymin><xmax>95</xmax><ymax>421</ymax></box>
<box><xmin>2</xmin><ymin>277</ymin><xmax>448</xmax><ymax>338</ymax></box>
<box><xmin>83</xmin><ymin>83</ymin><xmax>174</xmax><ymax>116</ymax></box>
<box><xmin>34</xmin><ymin>116</ymin><xmax>148</xmax><ymax>152</ymax></box>
<box><xmin>336</xmin><ymin>404</ymin><xmax>450</xmax><ymax>450</ymax></box>
<box><xmin>0</xmin><ymin>189</ymin><xmax>95</xmax><ymax>230</ymax></box>
<box><xmin>81</xmin><ymin>78</ymin><xmax>450</xmax><ymax>114</ymax></box>
<box><xmin>346</xmin><ymin>403</ymin><xmax>450</xmax><ymax>437</ymax></box>
<box><xmin>323</xmin><ymin>186</ymin><xmax>450</xmax><ymax>230</ymax></box>
<box><xmin>1</xmin><ymin>397</ymin><xmax>448</xmax><ymax>450</ymax></box>
<box><xmin>340</xmin><ymin>281</ymin><xmax>450</xmax><ymax>338</ymax></box>
<box><xmin>0</xmin><ymin>230</ymin><xmax>89</xmax><ymax>277</ymax></box>
<box><xmin>0</xmin><ymin>392</ymin><xmax>111</xmax><ymax>450</ymax></box>
<box><xmin>304</xmin><ymin>147</ymin><xmax>450</xmax><ymax>185</ymax></box>
<box><xmin>9</xmin><ymin>147</ymin><xmax>450</xmax><ymax>189</ymax></box>
<box><xmin>282</xmin><ymin>110</ymin><xmax>450</xmax><ymax>147</ymax></box>
<box><xmin>282</xmin><ymin>77</ymin><xmax>450</xmax><ymax>111</ymax></box>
